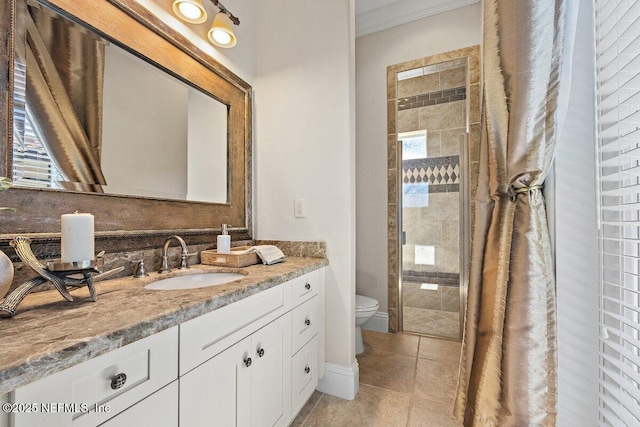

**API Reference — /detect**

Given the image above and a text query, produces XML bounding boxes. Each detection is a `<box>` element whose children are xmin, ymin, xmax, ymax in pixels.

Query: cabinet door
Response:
<box><xmin>251</xmin><ymin>315</ymin><xmax>290</xmax><ymax>427</ymax></box>
<box><xmin>180</xmin><ymin>337</ymin><xmax>252</xmax><ymax>427</ymax></box>
<box><xmin>99</xmin><ymin>381</ymin><xmax>178</xmax><ymax>427</ymax></box>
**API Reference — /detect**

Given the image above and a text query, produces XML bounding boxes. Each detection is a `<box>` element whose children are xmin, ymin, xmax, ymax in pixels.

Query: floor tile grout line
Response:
<box><xmin>357</xmin><ymin>382</ymin><xmax>416</xmax><ymax>395</ymax></box>
<box><xmin>300</xmin><ymin>392</ymin><xmax>324</xmax><ymax>426</ymax></box>
<box><xmin>406</xmin><ymin>337</ymin><xmax>422</xmax><ymax>426</ymax></box>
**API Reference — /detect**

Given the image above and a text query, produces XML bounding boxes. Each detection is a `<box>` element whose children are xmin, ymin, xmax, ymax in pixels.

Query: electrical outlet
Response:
<box><xmin>294</xmin><ymin>198</ymin><xmax>306</xmax><ymax>218</ymax></box>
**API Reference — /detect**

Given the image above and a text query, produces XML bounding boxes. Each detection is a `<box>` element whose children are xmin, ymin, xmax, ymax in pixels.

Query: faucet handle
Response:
<box><xmin>159</xmin><ymin>255</ymin><xmax>171</xmax><ymax>274</ymax></box>
<box><xmin>133</xmin><ymin>260</ymin><xmax>149</xmax><ymax>278</ymax></box>
<box><xmin>180</xmin><ymin>252</ymin><xmax>199</xmax><ymax>270</ymax></box>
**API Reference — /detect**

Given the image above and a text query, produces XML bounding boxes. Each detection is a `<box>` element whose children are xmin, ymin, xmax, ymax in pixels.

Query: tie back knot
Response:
<box><xmin>507</xmin><ymin>184</ymin><xmax>543</xmax><ymax>202</ymax></box>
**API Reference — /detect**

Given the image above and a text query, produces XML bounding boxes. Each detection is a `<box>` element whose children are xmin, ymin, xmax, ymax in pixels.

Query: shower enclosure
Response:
<box><xmin>387</xmin><ymin>47</ymin><xmax>480</xmax><ymax>339</ymax></box>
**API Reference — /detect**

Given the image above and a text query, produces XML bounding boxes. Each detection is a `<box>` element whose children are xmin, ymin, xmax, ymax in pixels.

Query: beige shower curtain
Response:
<box><xmin>23</xmin><ymin>3</ymin><xmax>107</xmax><ymax>191</ymax></box>
<box><xmin>454</xmin><ymin>0</ymin><xmax>566</xmax><ymax>425</ymax></box>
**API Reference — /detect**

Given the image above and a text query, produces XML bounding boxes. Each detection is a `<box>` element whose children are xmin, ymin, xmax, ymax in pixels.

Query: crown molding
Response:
<box><xmin>356</xmin><ymin>0</ymin><xmax>479</xmax><ymax>38</ymax></box>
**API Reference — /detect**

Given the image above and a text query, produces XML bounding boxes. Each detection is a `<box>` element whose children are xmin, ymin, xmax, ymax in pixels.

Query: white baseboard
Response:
<box><xmin>316</xmin><ymin>360</ymin><xmax>359</xmax><ymax>400</ymax></box>
<box><xmin>362</xmin><ymin>311</ymin><xmax>389</xmax><ymax>333</ymax></box>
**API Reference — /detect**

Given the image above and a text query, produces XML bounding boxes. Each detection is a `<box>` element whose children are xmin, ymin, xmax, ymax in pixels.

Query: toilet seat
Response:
<box><xmin>356</xmin><ymin>295</ymin><xmax>379</xmax><ymax>311</ymax></box>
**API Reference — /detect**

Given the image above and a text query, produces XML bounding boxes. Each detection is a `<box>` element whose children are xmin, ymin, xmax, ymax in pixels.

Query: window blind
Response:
<box><xmin>11</xmin><ymin>60</ymin><xmax>64</xmax><ymax>189</ymax></box>
<box><xmin>595</xmin><ymin>0</ymin><xmax>640</xmax><ymax>425</ymax></box>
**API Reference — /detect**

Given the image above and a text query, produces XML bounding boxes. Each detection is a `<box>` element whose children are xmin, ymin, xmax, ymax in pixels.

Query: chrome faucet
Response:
<box><xmin>159</xmin><ymin>235</ymin><xmax>190</xmax><ymax>273</ymax></box>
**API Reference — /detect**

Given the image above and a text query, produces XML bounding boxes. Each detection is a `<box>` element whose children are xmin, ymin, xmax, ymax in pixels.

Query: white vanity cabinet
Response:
<box><xmin>5</xmin><ymin>267</ymin><xmax>325</xmax><ymax>427</ymax></box>
<box><xmin>180</xmin><ymin>314</ymin><xmax>291</xmax><ymax>427</ymax></box>
<box><xmin>179</xmin><ymin>268</ymin><xmax>325</xmax><ymax>427</ymax></box>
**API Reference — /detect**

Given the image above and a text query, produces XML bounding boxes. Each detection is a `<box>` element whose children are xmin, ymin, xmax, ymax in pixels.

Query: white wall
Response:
<box><xmin>102</xmin><ymin>44</ymin><xmax>188</xmax><ymax>199</ymax></box>
<box><xmin>102</xmin><ymin>46</ymin><xmax>228</xmax><ymax>202</ymax></box>
<box><xmin>355</xmin><ymin>4</ymin><xmax>481</xmax><ymax>313</ymax></box>
<box><xmin>187</xmin><ymin>88</ymin><xmax>227</xmax><ymax>203</ymax></box>
<box><xmin>554</xmin><ymin>1</ymin><xmax>599</xmax><ymax>424</ymax></box>
<box><xmin>252</xmin><ymin>0</ymin><xmax>357</xmax><ymax>391</ymax></box>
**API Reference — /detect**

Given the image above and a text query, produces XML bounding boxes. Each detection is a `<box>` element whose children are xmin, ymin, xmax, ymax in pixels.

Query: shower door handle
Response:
<box><xmin>401</xmin><ymin>231</ymin><xmax>406</xmax><ymax>245</ymax></box>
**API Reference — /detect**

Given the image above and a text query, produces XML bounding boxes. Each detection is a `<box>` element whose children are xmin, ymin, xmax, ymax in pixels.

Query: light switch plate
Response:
<box><xmin>294</xmin><ymin>199</ymin><xmax>306</xmax><ymax>218</ymax></box>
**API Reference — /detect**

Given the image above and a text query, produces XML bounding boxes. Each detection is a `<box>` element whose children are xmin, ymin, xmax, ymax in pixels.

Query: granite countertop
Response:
<box><xmin>0</xmin><ymin>257</ymin><xmax>328</xmax><ymax>394</ymax></box>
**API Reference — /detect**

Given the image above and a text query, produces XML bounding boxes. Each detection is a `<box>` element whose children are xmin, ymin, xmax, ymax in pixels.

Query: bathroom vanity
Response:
<box><xmin>0</xmin><ymin>258</ymin><xmax>326</xmax><ymax>426</ymax></box>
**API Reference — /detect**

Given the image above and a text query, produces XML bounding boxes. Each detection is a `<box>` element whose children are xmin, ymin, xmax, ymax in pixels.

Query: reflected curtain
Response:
<box><xmin>24</xmin><ymin>4</ymin><xmax>106</xmax><ymax>191</ymax></box>
<box><xmin>454</xmin><ymin>1</ymin><xmax>566</xmax><ymax>425</ymax></box>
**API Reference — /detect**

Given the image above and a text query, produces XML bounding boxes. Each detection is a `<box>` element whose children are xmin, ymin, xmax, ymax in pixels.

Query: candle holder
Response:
<box><xmin>0</xmin><ymin>237</ymin><xmax>124</xmax><ymax>318</ymax></box>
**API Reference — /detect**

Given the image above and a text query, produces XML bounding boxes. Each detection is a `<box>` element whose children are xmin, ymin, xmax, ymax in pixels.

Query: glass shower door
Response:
<box><xmin>397</xmin><ymin>58</ymin><xmax>467</xmax><ymax>339</ymax></box>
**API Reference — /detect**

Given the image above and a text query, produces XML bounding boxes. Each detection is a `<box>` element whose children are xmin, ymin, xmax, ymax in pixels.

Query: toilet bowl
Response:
<box><xmin>356</xmin><ymin>294</ymin><xmax>379</xmax><ymax>355</ymax></box>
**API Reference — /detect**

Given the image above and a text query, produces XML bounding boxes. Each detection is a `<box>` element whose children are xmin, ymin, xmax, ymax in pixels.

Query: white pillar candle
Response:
<box><xmin>61</xmin><ymin>213</ymin><xmax>95</xmax><ymax>263</ymax></box>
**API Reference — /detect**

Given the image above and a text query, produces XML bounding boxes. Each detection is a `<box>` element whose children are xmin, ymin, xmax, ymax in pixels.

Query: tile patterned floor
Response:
<box><xmin>291</xmin><ymin>330</ymin><xmax>462</xmax><ymax>426</ymax></box>
<box><xmin>403</xmin><ymin>307</ymin><xmax>460</xmax><ymax>339</ymax></box>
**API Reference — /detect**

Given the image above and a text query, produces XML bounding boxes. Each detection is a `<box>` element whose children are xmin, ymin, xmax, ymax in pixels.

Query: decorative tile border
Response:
<box><xmin>398</xmin><ymin>86</ymin><xmax>466</xmax><ymax>111</ymax></box>
<box><xmin>403</xmin><ymin>155</ymin><xmax>460</xmax><ymax>187</ymax></box>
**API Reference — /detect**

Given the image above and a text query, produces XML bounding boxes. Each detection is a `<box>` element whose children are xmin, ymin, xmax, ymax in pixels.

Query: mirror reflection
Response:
<box><xmin>11</xmin><ymin>1</ymin><xmax>228</xmax><ymax>203</ymax></box>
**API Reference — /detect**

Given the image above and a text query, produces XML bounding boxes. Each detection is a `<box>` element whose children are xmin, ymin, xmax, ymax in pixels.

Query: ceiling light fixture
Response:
<box><xmin>171</xmin><ymin>0</ymin><xmax>240</xmax><ymax>48</ymax></box>
<box><xmin>172</xmin><ymin>0</ymin><xmax>208</xmax><ymax>24</ymax></box>
<box><xmin>208</xmin><ymin>12</ymin><xmax>237</xmax><ymax>48</ymax></box>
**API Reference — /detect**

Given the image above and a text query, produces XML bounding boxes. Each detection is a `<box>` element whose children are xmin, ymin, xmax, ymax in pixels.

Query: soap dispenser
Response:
<box><xmin>217</xmin><ymin>224</ymin><xmax>231</xmax><ymax>254</ymax></box>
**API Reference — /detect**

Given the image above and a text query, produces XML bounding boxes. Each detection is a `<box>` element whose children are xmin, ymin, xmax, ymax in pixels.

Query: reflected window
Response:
<box><xmin>415</xmin><ymin>245</ymin><xmax>435</xmax><ymax>265</ymax></box>
<box><xmin>400</xmin><ymin>131</ymin><xmax>427</xmax><ymax>160</ymax></box>
<box><xmin>12</xmin><ymin>61</ymin><xmax>65</xmax><ymax>189</ymax></box>
<box><xmin>403</xmin><ymin>183</ymin><xmax>429</xmax><ymax>208</ymax></box>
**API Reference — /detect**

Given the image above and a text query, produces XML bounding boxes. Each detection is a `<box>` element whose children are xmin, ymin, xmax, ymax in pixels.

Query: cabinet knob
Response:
<box><xmin>305</xmin><ymin>318</ymin><xmax>311</xmax><ymax>326</ymax></box>
<box><xmin>257</xmin><ymin>348</ymin><xmax>265</xmax><ymax>358</ymax></box>
<box><xmin>305</xmin><ymin>282</ymin><xmax>311</xmax><ymax>290</ymax></box>
<box><xmin>244</xmin><ymin>357</ymin><xmax>252</xmax><ymax>367</ymax></box>
<box><xmin>110</xmin><ymin>373</ymin><xmax>127</xmax><ymax>390</ymax></box>
<box><xmin>304</xmin><ymin>365</ymin><xmax>311</xmax><ymax>374</ymax></box>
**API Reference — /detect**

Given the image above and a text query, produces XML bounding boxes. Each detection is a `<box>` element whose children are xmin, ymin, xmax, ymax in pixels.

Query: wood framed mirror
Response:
<box><xmin>0</xmin><ymin>0</ymin><xmax>252</xmax><ymax>256</ymax></box>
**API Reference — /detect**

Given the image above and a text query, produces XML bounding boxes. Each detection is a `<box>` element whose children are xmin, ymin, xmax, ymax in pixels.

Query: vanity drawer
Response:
<box><xmin>12</xmin><ymin>326</ymin><xmax>178</xmax><ymax>427</ymax></box>
<box><xmin>291</xmin><ymin>295</ymin><xmax>319</xmax><ymax>354</ymax></box>
<box><xmin>291</xmin><ymin>270</ymin><xmax>320</xmax><ymax>307</ymax></box>
<box><xmin>180</xmin><ymin>283</ymin><xmax>291</xmax><ymax>375</ymax></box>
<box><xmin>291</xmin><ymin>336</ymin><xmax>318</xmax><ymax>417</ymax></box>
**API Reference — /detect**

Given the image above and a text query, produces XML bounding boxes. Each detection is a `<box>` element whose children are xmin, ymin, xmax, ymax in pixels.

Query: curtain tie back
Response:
<box><xmin>508</xmin><ymin>184</ymin><xmax>543</xmax><ymax>202</ymax></box>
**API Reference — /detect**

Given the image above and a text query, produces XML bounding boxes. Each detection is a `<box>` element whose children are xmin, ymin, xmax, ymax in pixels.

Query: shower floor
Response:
<box><xmin>403</xmin><ymin>307</ymin><xmax>460</xmax><ymax>339</ymax></box>
<box><xmin>401</xmin><ymin>279</ymin><xmax>460</xmax><ymax>339</ymax></box>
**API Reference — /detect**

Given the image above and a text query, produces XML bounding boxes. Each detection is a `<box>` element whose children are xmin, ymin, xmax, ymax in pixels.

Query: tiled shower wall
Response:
<box><xmin>387</xmin><ymin>46</ymin><xmax>481</xmax><ymax>333</ymax></box>
<box><xmin>398</xmin><ymin>63</ymin><xmax>466</xmax><ymax>276</ymax></box>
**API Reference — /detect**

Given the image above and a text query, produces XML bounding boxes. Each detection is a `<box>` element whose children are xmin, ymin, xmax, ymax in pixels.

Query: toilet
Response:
<box><xmin>355</xmin><ymin>294</ymin><xmax>379</xmax><ymax>355</ymax></box>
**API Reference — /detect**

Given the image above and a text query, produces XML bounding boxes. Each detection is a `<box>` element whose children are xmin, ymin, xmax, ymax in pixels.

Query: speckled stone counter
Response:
<box><xmin>0</xmin><ymin>257</ymin><xmax>328</xmax><ymax>394</ymax></box>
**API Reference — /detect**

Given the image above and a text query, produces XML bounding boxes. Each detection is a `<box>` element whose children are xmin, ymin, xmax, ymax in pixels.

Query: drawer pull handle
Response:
<box><xmin>305</xmin><ymin>365</ymin><xmax>311</xmax><ymax>374</ymax></box>
<box><xmin>110</xmin><ymin>373</ymin><xmax>127</xmax><ymax>390</ymax></box>
<box><xmin>257</xmin><ymin>348</ymin><xmax>265</xmax><ymax>358</ymax></box>
<box><xmin>305</xmin><ymin>318</ymin><xmax>311</xmax><ymax>326</ymax></box>
<box><xmin>244</xmin><ymin>357</ymin><xmax>252</xmax><ymax>367</ymax></box>
<box><xmin>305</xmin><ymin>282</ymin><xmax>311</xmax><ymax>290</ymax></box>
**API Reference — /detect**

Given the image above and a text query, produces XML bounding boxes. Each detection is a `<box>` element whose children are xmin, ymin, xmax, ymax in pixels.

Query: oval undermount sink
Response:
<box><xmin>144</xmin><ymin>272</ymin><xmax>245</xmax><ymax>290</ymax></box>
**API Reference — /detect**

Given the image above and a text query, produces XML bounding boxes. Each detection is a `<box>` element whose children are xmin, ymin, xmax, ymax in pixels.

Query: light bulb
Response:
<box><xmin>172</xmin><ymin>0</ymin><xmax>207</xmax><ymax>24</ymax></box>
<box><xmin>212</xmin><ymin>30</ymin><xmax>232</xmax><ymax>45</ymax></box>
<box><xmin>178</xmin><ymin>2</ymin><xmax>202</xmax><ymax>20</ymax></box>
